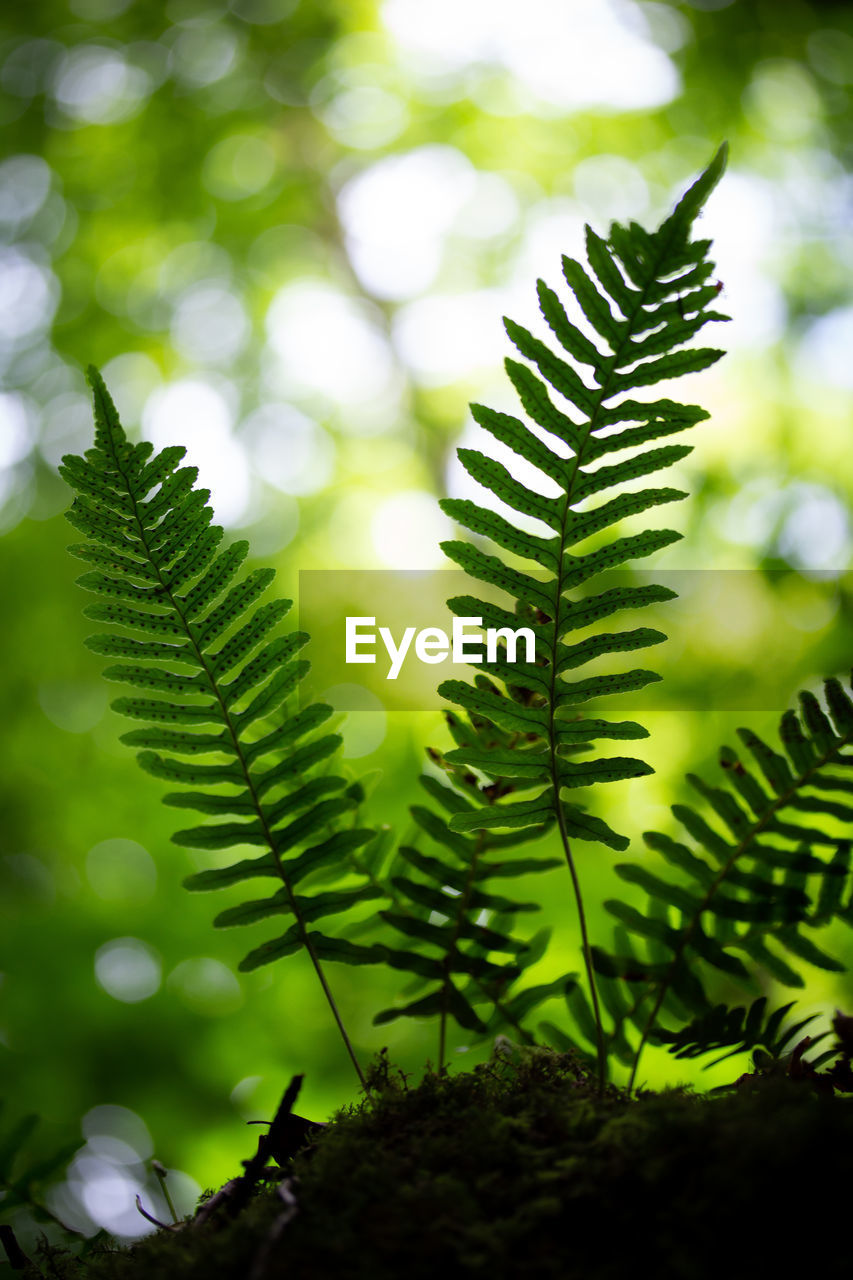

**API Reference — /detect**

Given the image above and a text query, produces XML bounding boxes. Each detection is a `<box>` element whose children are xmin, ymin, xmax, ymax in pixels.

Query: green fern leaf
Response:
<box><xmin>61</xmin><ymin>368</ymin><xmax>382</xmax><ymax>1088</ymax></box>
<box><xmin>653</xmin><ymin>997</ymin><xmax>821</xmax><ymax>1071</ymax></box>
<box><xmin>595</xmin><ymin>674</ymin><xmax>853</xmax><ymax>1088</ymax></box>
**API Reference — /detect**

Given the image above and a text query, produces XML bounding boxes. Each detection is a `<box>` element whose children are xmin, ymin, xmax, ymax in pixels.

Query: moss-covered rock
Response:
<box><xmin>37</xmin><ymin>1047</ymin><xmax>853</xmax><ymax>1279</ymax></box>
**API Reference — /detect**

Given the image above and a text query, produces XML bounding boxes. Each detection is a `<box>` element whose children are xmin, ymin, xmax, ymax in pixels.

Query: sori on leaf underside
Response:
<box><xmin>62</xmin><ymin>143</ymin><xmax>853</xmax><ymax>1095</ymax></box>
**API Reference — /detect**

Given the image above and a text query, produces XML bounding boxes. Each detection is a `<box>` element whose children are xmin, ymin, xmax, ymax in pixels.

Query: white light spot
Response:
<box><xmin>39</xmin><ymin>392</ymin><xmax>93</xmax><ymax>468</ymax></box>
<box><xmin>716</xmin><ymin>478</ymin><xmax>786</xmax><ymax>548</ymax></box>
<box><xmin>95</xmin><ymin>938</ymin><xmax>161</xmax><ymax>1004</ymax></box>
<box><xmin>82</xmin><ymin>1105</ymin><xmax>153</xmax><ymax>1161</ymax></box>
<box><xmin>393</xmin><ymin>290</ymin><xmax>507</xmax><ymax>384</ymax></box>
<box><xmin>203</xmin><ymin>134</ymin><xmax>277</xmax><ymax>201</ymax></box>
<box><xmin>573</xmin><ymin>154</ymin><xmax>649</xmax><ymax>222</ymax></box>
<box><xmin>172</xmin><ymin>283</ymin><xmax>250</xmax><ymax>365</ymax></box>
<box><xmin>511</xmin><ymin>202</ymin><xmax>586</xmax><ymax>300</ymax></box>
<box><xmin>99</xmin><ymin>353</ymin><xmax>162</xmax><ymax>425</ymax></box>
<box><xmin>167</xmin><ymin>958</ymin><xmax>243</xmax><ymax>1017</ymax></box>
<box><xmin>158</xmin><ymin>240</ymin><xmax>234</xmax><ymax>297</ymax></box>
<box><xmin>743</xmin><ymin>59</ymin><xmax>822</xmax><ymax>143</ymax></box>
<box><xmin>52</xmin><ymin>45</ymin><xmax>150</xmax><ymax>124</ymax></box>
<box><xmin>319</xmin><ymin>84</ymin><xmax>409</xmax><ymax>150</ymax></box>
<box><xmin>796</xmin><ymin>306</ymin><xmax>853</xmax><ymax>390</ymax></box>
<box><xmin>0</xmin><ymin>155</ymin><xmax>51</xmax><ymax>226</ymax></box>
<box><xmin>142</xmin><ymin>379</ymin><xmax>250</xmax><ymax>526</ymax></box>
<box><xmin>243</xmin><ymin>403</ymin><xmax>335</xmax><ymax>496</ymax></box>
<box><xmin>0</xmin><ymin>248</ymin><xmax>59</xmax><ymax>341</ymax></box>
<box><xmin>78</xmin><ymin>1162</ymin><xmax>146</xmax><ymax>1237</ymax></box>
<box><xmin>701</xmin><ymin>173</ymin><xmax>786</xmax><ymax>349</ymax></box>
<box><xmin>628</xmin><ymin>2</ymin><xmax>691</xmax><ymax>54</ymax></box>
<box><xmin>453</xmin><ymin>171</ymin><xmax>520</xmax><ymax>241</ymax></box>
<box><xmin>371</xmin><ymin>490</ymin><xmax>454</xmax><ymax>569</ymax></box>
<box><xmin>266</xmin><ymin>282</ymin><xmax>395</xmax><ymax>406</ymax></box>
<box><xmin>381</xmin><ymin>0</ymin><xmax>679</xmax><ymax>111</ymax></box>
<box><xmin>778</xmin><ymin>486</ymin><xmax>850</xmax><ymax>571</ymax></box>
<box><xmin>0</xmin><ymin>393</ymin><xmax>36</xmax><ymax>466</ymax></box>
<box><xmin>338</xmin><ymin>146</ymin><xmax>475</xmax><ymax>299</ymax></box>
<box><xmin>86</xmin><ymin>839</ymin><xmax>157</xmax><ymax>904</ymax></box>
<box><xmin>170</xmin><ymin>23</ymin><xmax>240</xmax><ymax>87</ymax></box>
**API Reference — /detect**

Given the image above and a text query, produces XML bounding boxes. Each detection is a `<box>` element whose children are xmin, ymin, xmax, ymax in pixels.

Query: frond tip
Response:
<box><xmin>439</xmin><ymin>146</ymin><xmax>729</xmax><ymax>848</ymax></box>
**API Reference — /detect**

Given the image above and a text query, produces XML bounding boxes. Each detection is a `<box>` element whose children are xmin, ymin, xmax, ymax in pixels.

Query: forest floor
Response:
<box><xmin>15</xmin><ymin>1044</ymin><xmax>853</xmax><ymax>1279</ymax></box>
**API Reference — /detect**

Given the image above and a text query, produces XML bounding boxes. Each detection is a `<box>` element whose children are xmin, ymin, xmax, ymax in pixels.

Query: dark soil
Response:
<box><xmin>27</xmin><ymin>1047</ymin><xmax>853</xmax><ymax>1279</ymax></box>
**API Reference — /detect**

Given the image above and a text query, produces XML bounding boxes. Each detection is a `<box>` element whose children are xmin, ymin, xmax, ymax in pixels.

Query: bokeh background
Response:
<box><xmin>1</xmin><ymin>0</ymin><xmax>852</xmax><ymax>1247</ymax></box>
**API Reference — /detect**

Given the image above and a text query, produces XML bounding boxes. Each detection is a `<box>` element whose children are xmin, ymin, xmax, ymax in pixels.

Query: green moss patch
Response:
<box><xmin>36</xmin><ymin>1048</ymin><xmax>853</xmax><ymax>1280</ymax></box>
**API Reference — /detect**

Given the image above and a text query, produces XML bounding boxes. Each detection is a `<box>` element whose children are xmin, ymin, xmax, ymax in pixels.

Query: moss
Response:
<box><xmin>40</xmin><ymin>1048</ymin><xmax>853</xmax><ymax>1280</ymax></box>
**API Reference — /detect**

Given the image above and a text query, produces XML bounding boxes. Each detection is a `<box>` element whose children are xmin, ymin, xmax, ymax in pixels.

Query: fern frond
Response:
<box><xmin>654</xmin><ymin>997</ymin><xmax>821</xmax><ymax>1069</ymax></box>
<box><xmin>435</xmin><ymin>147</ymin><xmax>729</xmax><ymax>1083</ymax></box>
<box><xmin>62</xmin><ymin>369</ymin><xmax>381</xmax><ymax>1088</ymax></box>
<box><xmin>594</xmin><ymin>675</ymin><xmax>853</xmax><ymax>1089</ymax></box>
<box><xmin>373</xmin><ymin>730</ymin><xmax>563</xmax><ymax>1066</ymax></box>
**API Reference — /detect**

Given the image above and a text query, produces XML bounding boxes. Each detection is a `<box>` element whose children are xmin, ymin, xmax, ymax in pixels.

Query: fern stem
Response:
<box><xmin>554</xmin><ymin>790</ymin><xmax>607</xmax><ymax>1088</ymax></box>
<box><xmin>96</xmin><ymin>392</ymin><xmax>368</xmax><ymax>1092</ymax></box>
<box><xmin>438</xmin><ymin>831</ymin><xmax>486</xmax><ymax>1072</ymax></box>
<box><xmin>626</xmin><ymin>738</ymin><xmax>853</xmax><ymax>1095</ymax></box>
<box><xmin>541</xmin><ymin>217</ymin><xmax>705</xmax><ymax>1088</ymax></box>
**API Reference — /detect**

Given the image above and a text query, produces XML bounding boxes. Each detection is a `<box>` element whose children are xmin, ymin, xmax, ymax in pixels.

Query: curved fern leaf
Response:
<box><xmin>594</xmin><ymin>675</ymin><xmax>853</xmax><ymax>1089</ymax></box>
<box><xmin>435</xmin><ymin>147</ymin><xmax>729</xmax><ymax>1082</ymax></box>
<box><xmin>62</xmin><ymin>368</ymin><xmax>380</xmax><ymax>1088</ymax></box>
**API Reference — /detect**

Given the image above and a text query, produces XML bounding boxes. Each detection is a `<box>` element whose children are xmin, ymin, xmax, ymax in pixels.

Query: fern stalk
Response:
<box><xmin>435</xmin><ymin>831</ymin><xmax>486</xmax><ymax>1071</ymax></box>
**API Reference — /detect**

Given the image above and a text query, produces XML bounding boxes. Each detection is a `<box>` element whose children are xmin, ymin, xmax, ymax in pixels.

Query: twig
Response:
<box><xmin>135</xmin><ymin>1196</ymin><xmax>180</xmax><ymax>1232</ymax></box>
<box><xmin>0</xmin><ymin>1224</ymin><xmax>44</xmax><ymax>1275</ymax></box>
<box><xmin>151</xmin><ymin>1160</ymin><xmax>179</xmax><ymax>1225</ymax></box>
<box><xmin>194</xmin><ymin>1075</ymin><xmax>316</xmax><ymax>1228</ymax></box>
<box><xmin>192</xmin><ymin>1179</ymin><xmax>240</xmax><ymax>1228</ymax></box>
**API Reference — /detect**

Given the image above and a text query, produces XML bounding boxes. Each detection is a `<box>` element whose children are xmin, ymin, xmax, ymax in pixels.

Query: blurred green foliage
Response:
<box><xmin>1</xmin><ymin>0</ymin><xmax>852</xmax><ymax>1245</ymax></box>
